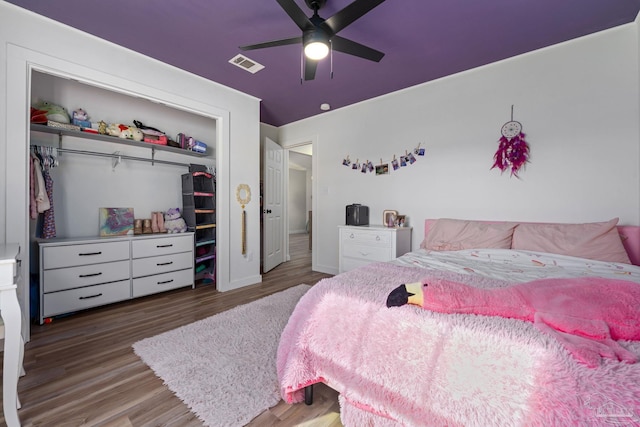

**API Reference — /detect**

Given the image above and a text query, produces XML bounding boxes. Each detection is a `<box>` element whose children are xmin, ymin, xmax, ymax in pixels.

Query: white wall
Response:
<box><xmin>288</xmin><ymin>169</ymin><xmax>307</xmax><ymax>233</ymax></box>
<box><xmin>280</xmin><ymin>24</ymin><xmax>640</xmax><ymax>275</ymax></box>
<box><xmin>0</xmin><ymin>2</ymin><xmax>263</xmax><ymax>338</ymax></box>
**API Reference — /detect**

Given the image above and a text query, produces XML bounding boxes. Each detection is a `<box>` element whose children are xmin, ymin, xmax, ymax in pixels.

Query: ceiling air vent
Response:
<box><xmin>229</xmin><ymin>54</ymin><xmax>265</xmax><ymax>74</ymax></box>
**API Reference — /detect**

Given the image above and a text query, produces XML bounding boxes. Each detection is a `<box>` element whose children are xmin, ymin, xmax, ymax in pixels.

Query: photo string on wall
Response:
<box><xmin>342</xmin><ymin>143</ymin><xmax>426</xmax><ymax>175</ymax></box>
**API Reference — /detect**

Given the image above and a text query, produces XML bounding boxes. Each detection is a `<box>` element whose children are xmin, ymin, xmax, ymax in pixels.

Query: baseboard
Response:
<box><xmin>313</xmin><ymin>263</ymin><xmax>338</xmax><ymax>275</ymax></box>
<box><xmin>219</xmin><ymin>274</ymin><xmax>262</xmax><ymax>292</ymax></box>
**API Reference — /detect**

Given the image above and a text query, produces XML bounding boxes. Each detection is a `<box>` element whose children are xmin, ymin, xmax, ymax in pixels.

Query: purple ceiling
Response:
<box><xmin>7</xmin><ymin>0</ymin><xmax>640</xmax><ymax>126</ymax></box>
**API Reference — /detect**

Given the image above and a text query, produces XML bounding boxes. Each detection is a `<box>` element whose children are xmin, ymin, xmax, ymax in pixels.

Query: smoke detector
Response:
<box><xmin>229</xmin><ymin>54</ymin><xmax>265</xmax><ymax>74</ymax></box>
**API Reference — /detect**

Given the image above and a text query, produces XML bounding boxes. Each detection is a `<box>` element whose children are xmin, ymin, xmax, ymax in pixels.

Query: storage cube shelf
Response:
<box><xmin>182</xmin><ymin>166</ymin><xmax>216</xmax><ymax>284</ymax></box>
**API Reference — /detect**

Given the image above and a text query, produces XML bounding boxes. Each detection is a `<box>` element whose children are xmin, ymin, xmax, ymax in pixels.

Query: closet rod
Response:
<box><xmin>31</xmin><ymin>145</ymin><xmax>190</xmax><ymax>168</ymax></box>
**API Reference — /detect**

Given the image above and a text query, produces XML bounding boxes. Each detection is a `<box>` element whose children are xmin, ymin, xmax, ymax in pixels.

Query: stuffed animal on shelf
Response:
<box><xmin>106</xmin><ymin>123</ymin><xmax>125</xmax><ymax>137</ymax></box>
<box><xmin>164</xmin><ymin>208</ymin><xmax>187</xmax><ymax>233</ymax></box>
<box><xmin>72</xmin><ymin>108</ymin><xmax>89</xmax><ymax>121</ymax></box>
<box><xmin>120</xmin><ymin>126</ymin><xmax>144</xmax><ymax>141</ymax></box>
<box><xmin>31</xmin><ymin>100</ymin><xmax>71</xmax><ymax>124</ymax></box>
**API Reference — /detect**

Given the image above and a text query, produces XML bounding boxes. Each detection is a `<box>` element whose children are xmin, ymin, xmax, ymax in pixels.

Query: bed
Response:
<box><xmin>277</xmin><ymin>218</ymin><xmax>640</xmax><ymax>426</ymax></box>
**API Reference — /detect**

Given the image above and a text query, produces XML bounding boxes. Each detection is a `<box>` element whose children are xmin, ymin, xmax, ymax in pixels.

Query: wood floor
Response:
<box><xmin>3</xmin><ymin>233</ymin><xmax>342</xmax><ymax>427</ymax></box>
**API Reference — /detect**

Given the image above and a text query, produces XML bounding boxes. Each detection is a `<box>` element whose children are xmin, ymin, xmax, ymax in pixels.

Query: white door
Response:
<box><xmin>263</xmin><ymin>137</ymin><xmax>285</xmax><ymax>272</ymax></box>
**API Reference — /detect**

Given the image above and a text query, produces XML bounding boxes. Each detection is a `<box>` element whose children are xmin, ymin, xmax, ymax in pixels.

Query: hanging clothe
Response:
<box><xmin>30</xmin><ymin>146</ymin><xmax>58</xmax><ymax>239</ymax></box>
<box><xmin>29</xmin><ymin>155</ymin><xmax>38</xmax><ymax>220</ymax></box>
<box><xmin>41</xmin><ymin>168</ymin><xmax>56</xmax><ymax>239</ymax></box>
<box><xmin>32</xmin><ymin>156</ymin><xmax>50</xmax><ymax>214</ymax></box>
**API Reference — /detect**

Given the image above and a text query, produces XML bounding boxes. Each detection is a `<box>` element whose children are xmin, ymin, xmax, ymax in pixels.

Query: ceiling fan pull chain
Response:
<box><xmin>300</xmin><ymin>48</ymin><xmax>304</xmax><ymax>85</ymax></box>
<box><xmin>330</xmin><ymin>40</ymin><xmax>334</xmax><ymax>79</ymax></box>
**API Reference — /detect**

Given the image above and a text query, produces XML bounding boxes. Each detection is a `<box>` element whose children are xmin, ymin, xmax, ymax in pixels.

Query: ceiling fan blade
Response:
<box><xmin>323</xmin><ymin>0</ymin><xmax>386</xmax><ymax>34</ymax></box>
<box><xmin>331</xmin><ymin>36</ymin><xmax>384</xmax><ymax>62</ymax></box>
<box><xmin>304</xmin><ymin>58</ymin><xmax>318</xmax><ymax>81</ymax></box>
<box><xmin>240</xmin><ymin>36</ymin><xmax>302</xmax><ymax>51</ymax></box>
<box><xmin>277</xmin><ymin>0</ymin><xmax>314</xmax><ymax>31</ymax></box>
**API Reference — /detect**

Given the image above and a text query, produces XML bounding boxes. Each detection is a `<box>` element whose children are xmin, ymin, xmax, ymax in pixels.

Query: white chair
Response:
<box><xmin>0</xmin><ymin>316</ymin><xmax>25</xmax><ymax>420</ymax></box>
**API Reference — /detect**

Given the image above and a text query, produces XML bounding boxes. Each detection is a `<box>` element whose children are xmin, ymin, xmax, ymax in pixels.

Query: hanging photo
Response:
<box><xmin>343</xmin><ymin>143</ymin><xmax>426</xmax><ymax>175</ymax></box>
<box><xmin>376</xmin><ymin>163</ymin><xmax>389</xmax><ymax>175</ymax></box>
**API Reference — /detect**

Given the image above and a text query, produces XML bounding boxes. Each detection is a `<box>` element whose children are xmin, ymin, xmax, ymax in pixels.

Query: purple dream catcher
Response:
<box><xmin>491</xmin><ymin>106</ymin><xmax>530</xmax><ymax>178</ymax></box>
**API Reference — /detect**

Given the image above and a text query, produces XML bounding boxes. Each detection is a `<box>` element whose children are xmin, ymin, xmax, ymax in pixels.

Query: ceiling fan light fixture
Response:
<box><xmin>304</xmin><ymin>40</ymin><xmax>329</xmax><ymax>60</ymax></box>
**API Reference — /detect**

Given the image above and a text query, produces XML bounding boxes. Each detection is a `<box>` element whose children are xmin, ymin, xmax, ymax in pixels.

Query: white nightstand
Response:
<box><xmin>338</xmin><ymin>225</ymin><xmax>412</xmax><ymax>273</ymax></box>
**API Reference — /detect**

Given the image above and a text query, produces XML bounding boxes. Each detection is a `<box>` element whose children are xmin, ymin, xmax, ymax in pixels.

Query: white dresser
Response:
<box><xmin>131</xmin><ymin>235</ymin><xmax>194</xmax><ymax>298</ymax></box>
<box><xmin>39</xmin><ymin>233</ymin><xmax>194</xmax><ymax>324</ymax></box>
<box><xmin>338</xmin><ymin>225</ymin><xmax>412</xmax><ymax>273</ymax></box>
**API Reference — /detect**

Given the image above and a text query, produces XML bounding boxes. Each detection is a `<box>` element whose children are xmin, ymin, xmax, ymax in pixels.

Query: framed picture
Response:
<box><xmin>383</xmin><ymin>210</ymin><xmax>398</xmax><ymax>227</ymax></box>
<box><xmin>396</xmin><ymin>214</ymin><xmax>406</xmax><ymax>227</ymax></box>
<box><xmin>99</xmin><ymin>207</ymin><xmax>134</xmax><ymax>236</ymax></box>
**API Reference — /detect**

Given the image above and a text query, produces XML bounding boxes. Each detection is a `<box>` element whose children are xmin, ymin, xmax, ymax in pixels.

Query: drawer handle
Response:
<box><xmin>350</xmin><ymin>233</ymin><xmax>355</xmax><ymax>238</ymax></box>
<box><xmin>157</xmin><ymin>279</ymin><xmax>174</xmax><ymax>285</ymax></box>
<box><xmin>79</xmin><ymin>272</ymin><xmax>103</xmax><ymax>278</ymax></box>
<box><xmin>79</xmin><ymin>293</ymin><xmax>103</xmax><ymax>300</ymax></box>
<box><xmin>157</xmin><ymin>261</ymin><xmax>174</xmax><ymax>266</ymax></box>
<box><xmin>376</xmin><ymin>236</ymin><xmax>380</xmax><ymax>241</ymax></box>
<box><xmin>157</xmin><ymin>244</ymin><xmax>173</xmax><ymax>248</ymax></box>
<box><xmin>359</xmin><ymin>251</ymin><xmax>371</xmax><ymax>256</ymax></box>
<box><xmin>79</xmin><ymin>251</ymin><xmax>102</xmax><ymax>256</ymax></box>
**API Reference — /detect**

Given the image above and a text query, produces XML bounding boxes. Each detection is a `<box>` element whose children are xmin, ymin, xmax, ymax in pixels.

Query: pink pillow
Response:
<box><xmin>511</xmin><ymin>218</ymin><xmax>631</xmax><ymax>264</ymax></box>
<box><xmin>421</xmin><ymin>218</ymin><xmax>516</xmax><ymax>251</ymax></box>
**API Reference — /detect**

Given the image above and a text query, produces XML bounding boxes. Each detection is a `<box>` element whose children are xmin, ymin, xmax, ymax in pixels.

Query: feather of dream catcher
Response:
<box><xmin>491</xmin><ymin>105</ymin><xmax>530</xmax><ymax>177</ymax></box>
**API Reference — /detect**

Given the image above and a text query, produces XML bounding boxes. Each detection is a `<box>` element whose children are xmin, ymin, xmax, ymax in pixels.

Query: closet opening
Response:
<box><xmin>28</xmin><ymin>69</ymin><xmax>218</xmax><ymax>327</ymax></box>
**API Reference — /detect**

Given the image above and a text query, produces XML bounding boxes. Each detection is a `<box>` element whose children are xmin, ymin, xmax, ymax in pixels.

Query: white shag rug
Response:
<box><xmin>133</xmin><ymin>284</ymin><xmax>311</xmax><ymax>427</ymax></box>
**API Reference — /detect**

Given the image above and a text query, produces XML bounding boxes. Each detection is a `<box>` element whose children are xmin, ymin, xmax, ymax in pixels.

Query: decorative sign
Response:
<box><xmin>236</xmin><ymin>184</ymin><xmax>251</xmax><ymax>255</ymax></box>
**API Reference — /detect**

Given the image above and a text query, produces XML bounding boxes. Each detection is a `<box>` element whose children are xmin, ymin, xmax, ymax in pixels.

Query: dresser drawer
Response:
<box><xmin>340</xmin><ymin>229</ymin><xmax>391</xmax><ymax>247</ymax></box>
<box><xmin>42</xmin><ymin>260</ymin><xmax>130</xmax><ymax>293</ymax></box>
<box><xmin>43</xmin><ymin>241</ymin><xmax>129</xmax><ymax>269</ymax></box>
<box><xmin>342</xmin><ymin>243</ymin><xmax>392</xmax><ymax>262</ymax></box>
<box><xmin>132</xmin><ymin>268</ymin><xmax>193</xmax><ymax>298</ymax></box>
<box><xmin>132</xmin><ymin>235</ymin><xmax>193</xmax><ymax>258</ymax></box>
<box><xmin>340</xmin><ymin>256</ymin><xmax>375</xmax><ymax>273</ymax></box>
<box><xmin>132</xmin><ymin>251</ymin><xmax>193</xmax><ymax>278</ymax></box>
<box><xmin>43</xmin><ymin>280</ymin><xmax>131</xmax><ymax>318</ymax></box>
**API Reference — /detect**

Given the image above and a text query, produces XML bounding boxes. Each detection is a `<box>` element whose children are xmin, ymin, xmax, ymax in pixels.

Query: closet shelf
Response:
<box><xmin>195</xmin><ymin>223</ymin><xmax>216</xmax><ymax>230</ymax></box>
<box><xmin>195</xmin><ymin>239</ymin><xmax>216</xmax><ymax>247</ymax></box>
<box><xmin>195</xmin><ymin>254</ymin><xmax>215</xmax><ymax>263</ymax></box>
<box><xmin>31</xmin><ymin>123</ymin><xmax>208</xmax><ymax>158</ymax></box>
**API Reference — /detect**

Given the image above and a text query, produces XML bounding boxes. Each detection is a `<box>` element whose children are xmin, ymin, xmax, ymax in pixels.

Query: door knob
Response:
<box><xmin>264</xmin><ymin>209</ymin><xmax>272</xmax><ymax>214</ymax></box>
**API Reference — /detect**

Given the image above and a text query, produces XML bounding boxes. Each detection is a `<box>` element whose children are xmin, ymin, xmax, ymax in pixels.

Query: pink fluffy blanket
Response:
<box><xmin>387</xmin><ymin>276</ymin><xmax>640</xmax><ymax>367</ymax></box>
<box><xmin>277</xmin><ymin>262</ymin><xmax>640</xmax><ymax>426</ymax></box>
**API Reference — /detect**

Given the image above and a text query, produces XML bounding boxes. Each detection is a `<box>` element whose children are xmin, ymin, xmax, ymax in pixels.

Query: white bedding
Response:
<box><xmin>392</xmin><ymin>248</ymin><xmax>640</xmax><ymax>283</ymax></box>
